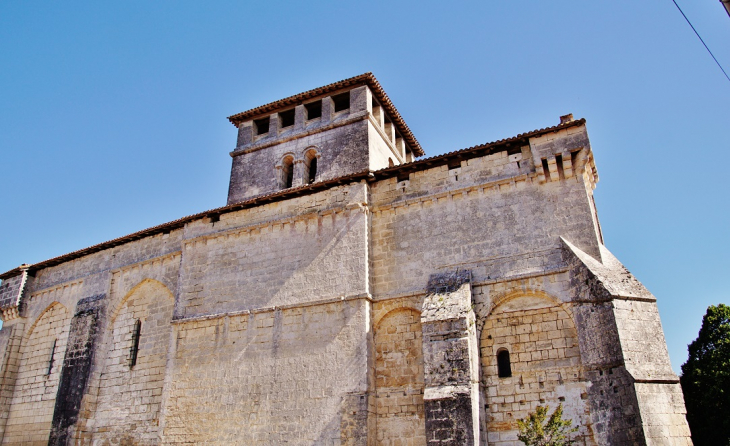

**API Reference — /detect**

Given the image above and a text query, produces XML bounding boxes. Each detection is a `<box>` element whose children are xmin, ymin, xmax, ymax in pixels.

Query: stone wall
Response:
<box><xmin>89</xmin><ymin>279</ymin><xmax>174</xmax><ymax>444</ymax></box>
<box><xmin>369</xmin><ymin>138</ymin><xmax>600</xmax><ymax>301</ymax></box>
<box><xmin>373</xmin><ymin>307</ymin><xmax>426</xmax><ymax>445</ymax></box>
<box><xmin>178</xmin><ymin>185</ymin><xmax>370</xmax><ymax>319</ymax></box>
<box><xmin>161</xmin><ymin>299</ymin><xmax>370</xmax><ymax>445</ymax></box>
<box><xmin>2</xmin><ymin>303</ymin><xmax>70</xmax><ymax>445</ymax></box>
<box><xmin>480</xmin><ymin>296</ymin><xmax>591</xmax><ymax>445</ymax></box>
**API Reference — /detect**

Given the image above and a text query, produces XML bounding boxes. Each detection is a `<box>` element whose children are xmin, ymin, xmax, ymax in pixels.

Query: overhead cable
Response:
<box><xmin>671</xmin><ymin>0</ymin><xmax>730</xmax><ymax>83</ymax></box>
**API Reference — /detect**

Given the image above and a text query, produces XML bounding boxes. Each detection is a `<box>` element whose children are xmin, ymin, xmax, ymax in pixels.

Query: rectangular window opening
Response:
<box><xmin>448</xmin><ymin>159</ymin><xmax>461</xmax><ymax>170</ymax></box>
<box><xmin>555</xmin><ymin>154</ymin><xmax>565</xmax><ymax>180</ymax></box>
<box><xmin>570</xmin><ymin>149</ymin><xmax>580</xmax><ymax>170</ymax></box>
<box><xmin>371</xmin><ymin>97</ymin><xmax>383</xmax><ymax>125</ymax></box>
<box><xmin>397</xmin><ymin>172</ymin><xmax>410</xmax><ymax>182</ymax></box>
<box><xmin>332</xmin><ymin>91</ymin><xmax>350</xmax><ymax>113</ymax></box>
<box><xmin>254</xmin><ymin>117</ymin><xmax>270</xmax><ymax>135</ymax></box>
<box><xmin>541</xmin><ymin>158</ymin><xmax>551</xmax><ymax>181</ymax></box>
<box><xmin>279</xmin><ymin>109</ymin><xmax>295</xmax><ymax>128</ymax></box>
<box><xmin>305</xmin><ymin>101</ymin><xmax>322</xmax><ymax>120</ymax></box>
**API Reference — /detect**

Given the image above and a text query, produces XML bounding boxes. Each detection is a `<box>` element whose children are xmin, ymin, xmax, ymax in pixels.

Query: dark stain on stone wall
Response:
<box><xmin>48</xmin><ymin>294</ymin><xmax>105</xmax><ymax>446</ymax></box>
<box><xmin>425</xmin><ymin>393</ymin><xmax>474</xmax><ymax>445</ymax></box>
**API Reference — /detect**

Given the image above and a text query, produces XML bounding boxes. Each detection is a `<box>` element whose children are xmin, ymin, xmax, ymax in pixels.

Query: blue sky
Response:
<box><xmin>1</xmin><ymin>1</ymin><xmax>728</xmax><ymax>373</ymax></box>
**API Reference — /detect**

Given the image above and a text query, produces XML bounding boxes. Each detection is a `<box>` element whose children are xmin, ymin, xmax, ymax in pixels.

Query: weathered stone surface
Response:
<box><xmin>0</xmin><ymin>75</ymin><xmax>690</xmax><ymax>445</ymax></box>
<box><xmin>49</xmin><ymin>294</ymin><xmax>105</xmax><ymax>446</ymax></box>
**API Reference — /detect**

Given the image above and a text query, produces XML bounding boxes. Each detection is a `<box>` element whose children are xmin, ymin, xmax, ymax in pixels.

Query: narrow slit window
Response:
<box><xmin>305</xmin><ymin>101</ymin><xmax>322</xmax><ymax>120</ymax></box>
<box><xmin>254</xmin><ymin>117</ymin><xmax>270</xmax><ymax>135</ymax></box>
<box><xmin>129</xmin><ymin>319</ymin><xmax>141</xmax><ymax>368</ymax></box>
<box><xmin>541</xmin><ymin>158</ymin><xmax>551</xmax><ymax>181</ymax></box>
<box><xmin>332</xmin><ymin>91</ymin><xmax>350</xmax><ymax>113</ymax></box>
<box><xmin>47</xmin><ymin>339</ymin><xmax>57</xmax><ymax>375</ymax></box>
<box><xmin>371</xmin><ymin>97</ymin><xmax>383</xmax><ymax>125</ymax></box>
<box><xmin>279</xmin><ymin>109</ymin><xmax>295</xmax><ymax>128</ymax></box>
<box><xmin>570</xmin><ymin>150</ymin><xmax>580</xmax><ymax>170</ymax></box>
<box><xmin>555</xmin><ymin>154</ymin><xmax>565</xmax><ymax>180</ymax></box>
<box><xmin>497</xmin><ymin>349</ymin><xmax>512</xmax><ymax>378</ymax></box>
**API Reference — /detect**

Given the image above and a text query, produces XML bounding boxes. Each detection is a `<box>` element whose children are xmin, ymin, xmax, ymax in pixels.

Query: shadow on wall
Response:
<box><xmin>163</xmin><ymin>298</ymin><xmax>367</xmax><ymax>443</ymax></box>
<box><xmin>178</xmin><ymin>208</ymin><xmax>367</xmax><ymax>318</ymax></box>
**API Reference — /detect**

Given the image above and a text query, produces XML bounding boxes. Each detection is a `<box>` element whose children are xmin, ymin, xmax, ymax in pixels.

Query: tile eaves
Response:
<box><xmin>226</xmin><ymin>72</ymin><xmax>424</xmax><ymax>157</ymax></box>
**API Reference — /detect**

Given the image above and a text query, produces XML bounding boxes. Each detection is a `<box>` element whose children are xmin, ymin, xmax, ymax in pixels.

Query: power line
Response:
<box><xmin>671</xmin><ymin>0</ymin><xmax>730</xmax><ymax>83</ymax></box>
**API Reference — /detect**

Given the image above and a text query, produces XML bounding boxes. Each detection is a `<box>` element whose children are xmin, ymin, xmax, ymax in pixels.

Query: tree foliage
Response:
<box><xmin>680</xmin><ymin>303</ymin><xmax>730</xmax><ymax>445</ymax></box>
<box><xmin>517</xmin><ymin>404</ymin><xmax>578</xmax><ymax>446</ymax></box>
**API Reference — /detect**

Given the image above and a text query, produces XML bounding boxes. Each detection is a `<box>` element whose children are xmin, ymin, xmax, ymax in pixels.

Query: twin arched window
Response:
<box><xmin>279</xmin><ymin>149</ymin><xmax>319</xmax><ymax>189</ymax></box>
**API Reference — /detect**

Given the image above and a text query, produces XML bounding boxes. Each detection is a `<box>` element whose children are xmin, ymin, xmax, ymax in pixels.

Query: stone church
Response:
<box><xmin>0</xmin><ymin>73</ymin><xmax>691</xmax><ymax>445</ymax></box>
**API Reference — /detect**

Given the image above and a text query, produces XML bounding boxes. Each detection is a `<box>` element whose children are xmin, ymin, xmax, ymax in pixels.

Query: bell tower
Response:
<box><xmin>226</xmin><ymin>73</ymin><xmax>423</xmax><ymax>204</ymax></box>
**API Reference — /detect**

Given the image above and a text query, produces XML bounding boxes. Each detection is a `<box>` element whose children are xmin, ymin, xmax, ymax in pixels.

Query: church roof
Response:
<box><xmin>227</xmin><ymin>72</ymin><xmax>424</xmax><ymax>157</ymax></box>
<box><xmin>0</xmin><ymin>117</ymin><xmax>585</xmax><ymax>280</ymax></box>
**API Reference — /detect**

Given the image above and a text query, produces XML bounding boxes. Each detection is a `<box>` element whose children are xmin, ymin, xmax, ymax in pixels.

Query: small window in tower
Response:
<box><xmin>254</xmin><ymin>117</ymin><xmax>270</xmax><ymax>135</ymax></box>
<box><xmin>304</xmin><ymin>150</ymin><xmax>318</xmax><ymax>185</ymax></box>
<box><xmin>281</xmin><ymin>156</ymin><xmax>294</xmax><ymax>189</ymax></box>
<box><xmin>497</xmin><ymin>349</ymin><xmax>512</xmax><ymax>378</ymax></box>
<box><xmin>305</xmin><ymin>101</ymin><xmax>322</xmax><ymax>120</ymax></box>
<box><xmin>279</xmin><ymin>109</ymin><xmax>295</xmax><ymax>128</ymax></box>
<box><xmin>129</xmin><ymin>319</ymin><xmax>141</xmax><ymax>368</ymax></box>
<box><xmin>332</xmin><ymin>91</ymin><xmax>350</xmax><ymax>113</ymax></box>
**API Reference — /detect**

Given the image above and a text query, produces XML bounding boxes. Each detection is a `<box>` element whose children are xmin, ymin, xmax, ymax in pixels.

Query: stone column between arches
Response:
<box><xmin>420</xmin><ymin>271</ymin><xmax>480</xmax><ymax>446</ymax></box>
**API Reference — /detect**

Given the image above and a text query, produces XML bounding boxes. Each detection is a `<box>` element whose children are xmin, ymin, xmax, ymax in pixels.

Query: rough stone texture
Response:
<box><xmin>374</xmin><ymin>308</ymin><xmax>426</xmax><ymax>445</ymax></box>
<box><xmin>1</xmin><ymin>303</ymin><xmax>70</xmax><ymax>445</ymax></box>
<box><xmin>0</xmin><ymin>78</ymin><xmax>691</xmax><ymax>445</ymax></box>
<box><xmin>89</xmin><ymin>279</ymin><xmax>174</xmax><ymax>444</ymax></box>
<box><xmin>0</xmin><ymin>271</ymin><xmax>26</xmax><ymax>321</ymax></box>
<box><xmin>178</xmin><ymin>183</ymin><xmax>369</xmax><ymax>319</ymax></box>
<box><xmin>480</xmin><ymin>297</ymin><xmax>592</xmax><ymax>445</ymax></box>
<box><xmin>424</xmin><ymin>393</ymin><xmax>474</xmax><ymax>446</ymax></box>
<box><xmin>421</xmin><ymin>271</ymin><xmax>479</xmax><ymax>446</ymax></box>
<box><xmin>161</xmin><ymin>299</ymin><xmax>370</xmax><ymax>445</ymax></box>
<box><xmin>49</xmin><ymin>294</ymin><xmax>105</xmax><ymax>446</ymax></box>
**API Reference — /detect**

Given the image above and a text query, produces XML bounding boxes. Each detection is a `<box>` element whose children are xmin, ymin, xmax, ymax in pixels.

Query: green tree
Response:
<box><xmin>517</xmin><ymin>404</ymin><xmax>578</xmax><ymax>446</ymax></box>
<box><xmin>680</xmin><ymin>303</ymin><xmax>730</xmax><ymax>446</ymax></box>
